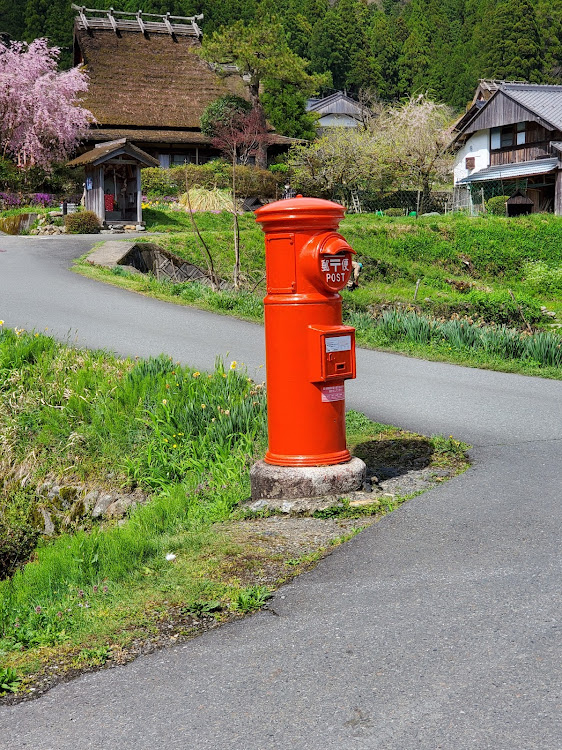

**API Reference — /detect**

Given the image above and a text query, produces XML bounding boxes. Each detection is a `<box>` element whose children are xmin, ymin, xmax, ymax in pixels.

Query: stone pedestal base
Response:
<box><xmin>249</xmin><ymin>457</ymin><xmax>367</xmax><ymax>515</ymax></box>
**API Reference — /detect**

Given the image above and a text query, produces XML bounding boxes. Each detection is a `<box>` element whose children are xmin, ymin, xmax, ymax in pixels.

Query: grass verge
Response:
<box><xmin>0</xmin><ymin>329</ymin><xmax>469</xmax><ymax>703</ymax></box>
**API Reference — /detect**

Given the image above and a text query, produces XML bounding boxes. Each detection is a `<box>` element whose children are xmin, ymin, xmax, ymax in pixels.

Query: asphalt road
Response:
<box><xmin>0</xmin><ymin>235</ymin><xmax>561</xmax><ymax>749</ymax></box>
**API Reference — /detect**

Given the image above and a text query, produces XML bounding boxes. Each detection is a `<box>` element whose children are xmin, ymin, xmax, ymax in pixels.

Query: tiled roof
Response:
<box><xmin>501</xmin><ymin>84</ymin><xmax>562</xmax><ymax>131</ymax></box>
<box><xmin>306</xmin><ymin>92</ymin><xmax>367</xmax><ymax>118</ymax></box>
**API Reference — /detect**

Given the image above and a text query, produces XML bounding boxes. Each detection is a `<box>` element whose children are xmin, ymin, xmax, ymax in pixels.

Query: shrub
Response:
<box><xmin>485</xmin><ymin>195</ymin><xmax>509</xmax><ymax>216</ymax></box>
<box><xmin>64</xmin><ymin>210</ymin><xmax>101</xmax><ymax>234</ymax></box>
<box><xmin>523</xmin><ymin>261</ymin><xmax>562</xmax><ymax>295</ymax></box>
<box><xmin>384</xmin><ymin>208</ymin><xmax>405</xmax><ymax>217</ymax></box>
<box><xmin>142</xmin><ymin>164</ymin><xmax>281</xmax><ymax>199</ymax></box>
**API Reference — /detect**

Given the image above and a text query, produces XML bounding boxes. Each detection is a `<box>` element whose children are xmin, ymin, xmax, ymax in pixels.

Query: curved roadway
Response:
<box><xmin>1</xmin><ymin>236</ymin><xmax>561</xmax><ymax>749</ymax></box>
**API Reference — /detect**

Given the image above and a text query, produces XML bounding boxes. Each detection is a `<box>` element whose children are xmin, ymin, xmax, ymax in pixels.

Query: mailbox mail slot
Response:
<box><xmin>309</xmin><ymin>324</ymin><xmax>356</xmax><ymax>383</ymax></box>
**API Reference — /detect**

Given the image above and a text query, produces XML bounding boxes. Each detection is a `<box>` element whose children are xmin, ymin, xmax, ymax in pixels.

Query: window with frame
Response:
<box><xmin>490</xmin><ymin>122</ymin><xmax>526</xmax><ymax>150</ymax></box>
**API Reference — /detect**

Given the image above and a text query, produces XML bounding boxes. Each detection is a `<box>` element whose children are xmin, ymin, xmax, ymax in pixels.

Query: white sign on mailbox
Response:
<box><xmin>321</xmin><ymin>254</ymin><xmax>349</xmax><ymax>286</ymax></box>
<box><xmin>325</xmin><ymin>335</ymin><xmax>351</xmax><ymax>353</ymax></box>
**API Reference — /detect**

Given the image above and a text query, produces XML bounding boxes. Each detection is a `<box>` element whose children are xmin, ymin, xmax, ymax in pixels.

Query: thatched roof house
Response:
<box><xmin>72</xmin><ymin>5</ymin><xmax>294</xmax><ymax>166</ymax></box>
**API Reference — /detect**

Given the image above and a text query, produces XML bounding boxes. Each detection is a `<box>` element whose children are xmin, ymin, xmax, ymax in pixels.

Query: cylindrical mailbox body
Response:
<box><xmin>255</xmin><ymin>196</ymin><xmax>357</xmax><ymax>466</ymax></box>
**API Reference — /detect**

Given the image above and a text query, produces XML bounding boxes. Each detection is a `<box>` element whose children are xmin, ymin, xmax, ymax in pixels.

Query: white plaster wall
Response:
<box><xmin>453</xmin><ymin>130</ymin><xmax>489</xmax><ymax>184</ymax></box>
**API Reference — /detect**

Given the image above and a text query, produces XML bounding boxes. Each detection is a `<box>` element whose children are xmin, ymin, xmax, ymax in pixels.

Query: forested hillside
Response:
<box><xmin>1</xmin><ymin>0</ymin><xmax>561</xmax><ymax>112</ymax></box>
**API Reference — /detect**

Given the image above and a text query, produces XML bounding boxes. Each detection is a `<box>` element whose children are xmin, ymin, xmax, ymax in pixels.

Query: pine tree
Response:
<box><xmin>309</xmin><ymin>0</ymin><xmax>377</xmax><ymax>93</ymax></box>
<box><xmin>0</xmin><ymin>0</ymin><xmax>26</xmax><ymax>42</ymax></box>
<box><xmin>481</xmin><ymin>0</ymin><xmax>543</xmax><ymax>82</ymax></box>
<box><xmin>536</xmin><ymin>0</ymin><xmax>562</xmax><ymax>82</ymax></box>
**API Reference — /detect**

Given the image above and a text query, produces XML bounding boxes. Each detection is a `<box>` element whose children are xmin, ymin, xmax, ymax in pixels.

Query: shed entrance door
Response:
<box><xmin>104</xmin><ymin>163</ymin><xmax>138</xmax><ymax>222</ymax></box>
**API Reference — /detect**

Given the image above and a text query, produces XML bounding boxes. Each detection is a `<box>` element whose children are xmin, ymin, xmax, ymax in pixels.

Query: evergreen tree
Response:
<box><xmin>536</xmin><ymin>0</ymin><xmax>562</xmax><ymax>82</ymax></box>
<box><xmin>309</xmin><ymin>0</ymin><xmax>377</xmax><ymax>93</ymax></box>
<box><xmin>0</xmin><ymin>0</ymin><xmax>26</xmax><ymax>42</ymax></box>
<box><xmin>200</xmin><ymin>19</ymin><xmax>324</xmax><ymax>165</ymax></box>
<box><xmin>481</xmin><ymin>0</ymin><xmax>543</xmax><ymax>82</ymax></box>
<box><xmin>367</xmin><ymin>11</ymin><xmax>403</xmax><ymax>100</ymax></box>
<box><xmin>261</xmin><ymin>80</ymin><xmax>318</xmax><ymax>139</ymax></box>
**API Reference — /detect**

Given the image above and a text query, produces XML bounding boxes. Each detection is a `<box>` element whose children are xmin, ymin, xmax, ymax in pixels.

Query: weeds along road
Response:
<box><xmin>1</xmin><ymin>235</ymin><xmax>561</xmax><ymax>750</ymax></box>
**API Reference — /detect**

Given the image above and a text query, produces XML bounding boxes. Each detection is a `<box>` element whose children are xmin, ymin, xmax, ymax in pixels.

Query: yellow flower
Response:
<box><xmin>193</xmin><ymin>372</ymin><xmax>200</xmax><ymax>378</ymax></box>
<box><xmin>222</xmin><ymin>373</ymin><xmax>227</xmax><ymax>378</ymax></box>
<box><xmin>230</xmin><ymin>361</ymin><xmax>237</xmax><ymax>370</ymax></box>
<box><xmin>201</xmin><ymin>403</ymin><xmax>206</xmax><ymax>409</ymax></box>
<box><xmin>0</xmin><ymin>320</ymin><xmax>3</xmax><ymax>326</ymax></box>
<box><xmin>162</xmin><ymin>399</ymin><xmax>168</xmax><ymax>405</ymax></box>
<box><xmin>173</xmin><ymin>444</ymin><xmax>177</xmax><ymax>448</ymax></box>
<box><xmin>163</xmin><ymin>438</ymin><xmax>168</xmax><ymax>443</ymax></box>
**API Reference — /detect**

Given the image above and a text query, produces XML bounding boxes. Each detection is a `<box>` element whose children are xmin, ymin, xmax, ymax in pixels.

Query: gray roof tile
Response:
<box><xmin>501</xmin><ymin>84</ymin><xmax>562</xmax><ymax>130</ymax></box>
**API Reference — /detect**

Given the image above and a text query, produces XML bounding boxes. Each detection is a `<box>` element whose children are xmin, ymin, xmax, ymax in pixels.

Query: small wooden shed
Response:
<box><xmin>506</xmin><ymin>190</ymin><xmax>534</xmax><ymax>217</ymax></box>
<box><xmin>67</xmin><ymin>139</ymin><xmax>159</xmax><ymax>225</ymax></box>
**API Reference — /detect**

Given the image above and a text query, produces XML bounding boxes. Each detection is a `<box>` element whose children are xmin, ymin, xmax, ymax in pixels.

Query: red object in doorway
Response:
<box><xmin>104</xmin><ymin>194</ymin><xmax>114</xmax><ymax>211</ymax></box>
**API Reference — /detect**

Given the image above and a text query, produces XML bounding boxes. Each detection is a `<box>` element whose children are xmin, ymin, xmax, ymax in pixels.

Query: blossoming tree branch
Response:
<box><xmin>0</xmin><ymin>38</ymin><xmax>94</xmax><ymax>170</ymax></box>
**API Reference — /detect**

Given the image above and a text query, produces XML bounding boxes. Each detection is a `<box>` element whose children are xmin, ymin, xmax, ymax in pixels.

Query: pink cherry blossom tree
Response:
<box><xmin>0</xmin><ymin>38</ymin><xmax>94</xmax><ymax>170</ymax></box>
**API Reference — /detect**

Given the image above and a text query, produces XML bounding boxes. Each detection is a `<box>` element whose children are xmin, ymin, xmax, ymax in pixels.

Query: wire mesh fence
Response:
<box><xmin>333</xmin><ymin>187</ymin><xmax>453</xmax><ymax>215</ymax></box>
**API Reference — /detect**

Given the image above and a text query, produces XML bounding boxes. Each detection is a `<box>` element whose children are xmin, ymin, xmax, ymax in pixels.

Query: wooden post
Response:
<box><xmin>136</xmin><ymin>166</ymin><xmax>142</xmax><ymax>224</ymax></box>
<box><xmin>555</xmin><ymin>168</ymin><xmax>562</xmax><ymax>216</ymax></box>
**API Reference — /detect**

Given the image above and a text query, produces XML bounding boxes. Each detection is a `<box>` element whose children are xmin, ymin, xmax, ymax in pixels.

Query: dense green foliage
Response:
<box><xmin>64</xmin><ymin>210</ymin><xmax>101</xmax><ymax>234</ymax></box>
<box><xmin>485</xmin><ymin>195</ymin><xmax>509</xmax><ymax>215</ymax></box>
<box><xmin>199</xmin><ymin>95</ymin><xmax>251</xmax><ymax>138</ymax></box>
<box><xmin>141</xmin><ymin>163</ymin><xmax>281</xmax><ymax>198</ymax></box>
<box><xmin>78</xmin><ymin>210</ymin><xmax>562</xmax><ymax>378</ymax></box>
<box><xmin>4</xmin><ymin>0</ymin><xmax>562</xmax><ymax>110</ymax></box>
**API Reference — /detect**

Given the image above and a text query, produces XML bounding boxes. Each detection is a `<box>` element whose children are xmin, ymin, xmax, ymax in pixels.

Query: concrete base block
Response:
<box><xmin>249</xmin><ymin>457</ymin><xmax>367</xmax><ymax>515</ymax></box>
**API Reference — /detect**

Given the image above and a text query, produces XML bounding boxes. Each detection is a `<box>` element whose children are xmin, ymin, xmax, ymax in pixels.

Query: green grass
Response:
<box><xmin>0</xmin><ymin>329</ymin><xmax>469</xmax><ymax>696</ymax></box>
<box><xmin>0</xmin><ymin>206</ymin><xmax>51</xmax><ymax>218</ymax></box>
<box><xmin>76</xmin><ymin>209</ymin><xmax>562</xmax><ymax>378</ymax></box>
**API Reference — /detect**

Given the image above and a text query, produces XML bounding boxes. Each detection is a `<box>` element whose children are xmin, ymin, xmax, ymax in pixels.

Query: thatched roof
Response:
<box><xmin>67</xmin><ymin>138</ymin><xmax>160</xmax><ymax>167</ymax></box>
<box><xmin>88</xmin><ymin>127</ymin><xmax>296</xmax><ymax>148</ymax></box>
<box><xmin>74</xmin><ymin>23</ymin><xmax>248</xmax><ymax>131</ymax></box>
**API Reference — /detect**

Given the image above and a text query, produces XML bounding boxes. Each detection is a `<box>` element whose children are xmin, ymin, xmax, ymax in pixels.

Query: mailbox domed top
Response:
<box><xmin>255</xmin><ymin>196</ymin><xmax>346</xmax><ymax>232</ymax></box>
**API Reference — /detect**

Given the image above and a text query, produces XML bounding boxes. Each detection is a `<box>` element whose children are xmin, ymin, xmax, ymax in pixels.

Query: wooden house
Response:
<box><xmin>71</xmin><ymin>5</ymin><xmax>294</xmax><ymax>166</ymax></box>
<box><xmin>452</xmin><ymin>82</ymin><xmax>562</xmax><ymax>214</ymax></box>
<box><xmin>306</xmin><ymin>91</ymin><xmax>370</xmax><ymax>133</ymax></box>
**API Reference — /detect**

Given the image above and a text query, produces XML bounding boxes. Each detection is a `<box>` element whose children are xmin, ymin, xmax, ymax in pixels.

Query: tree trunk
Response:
<box><xmin>248</xmin><ymin>82</ymin><xmax>268</xmax><ymax>170</ymax></box>
<box><xmin>232</xmin><ymin>156</ymin><xmax>240</xmax><ymax>290</ymax></box>
<box><xmin>420</xmin><ymin>175</ymin><xmax>432</xmax><ymax>214</ymax></box>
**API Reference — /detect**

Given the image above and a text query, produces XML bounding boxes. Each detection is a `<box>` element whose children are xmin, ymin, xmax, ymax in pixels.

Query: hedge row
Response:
<box><xmin>141</xmin><ymin>163</ymin><xmax>283</xmax><ymax>199</ymax></box>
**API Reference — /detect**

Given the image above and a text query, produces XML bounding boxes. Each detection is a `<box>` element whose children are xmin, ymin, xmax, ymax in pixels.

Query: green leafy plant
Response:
<box><xmin>64</xmin><ymin>210</ymin><xmax>101</xmax><ymax>234</ymax></box>
<box><xmin>485</xmin><ymin>195</ymin><xmax>509</xmax><ymax>216</ymax></box>
<box><xmin>0</xmin><ymin>667</ymin><xmax>21</xmax><ymax>695</ymax></box>
<box><xmin>231</xmin><ymin>585</ymin><xmax>272</xmax><ymax>613</ymax></box>
<box><xmin>183</xmin><ymin>599</ymin><xmax>223</xmax><ymax>616</ymax></box>
<box><xmin>74</xmin><ymin>646</ymin><xmax>111</xmax><ymax>666</ymax></box>
<box><xmin>523</xmin><ymin>261</ymin><xmax>562</xmax><ymax>295</ymax></box>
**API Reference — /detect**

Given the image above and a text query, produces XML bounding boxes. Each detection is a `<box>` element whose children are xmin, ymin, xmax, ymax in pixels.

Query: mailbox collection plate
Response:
<box><xmin>308</xmin><ymin>324</ymin><xmax>356</xmax><ymax>383</ymax></box>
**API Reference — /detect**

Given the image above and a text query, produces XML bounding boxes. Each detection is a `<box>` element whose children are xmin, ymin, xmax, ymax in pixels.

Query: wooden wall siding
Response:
<box><xmin>84</xmin><ymin>165</ymin><xmax>105</xmax><ymax>224</ymax></box>
<box><xmin>464</xmin><ymin>92</ymin><xmax>552</xmax><ymax>134</ymax></box>
<box><xmin>490</xmin><ymin>143</ymin><xmax>552</xmax><ymax>165</ymax></box>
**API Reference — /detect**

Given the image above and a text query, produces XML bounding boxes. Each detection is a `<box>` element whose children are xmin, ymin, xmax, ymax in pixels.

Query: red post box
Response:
<box><xmin>255</xmin><ymin>196</ymin><xmax>356</xmax><ymax>466</ymax></box>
